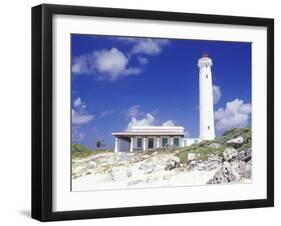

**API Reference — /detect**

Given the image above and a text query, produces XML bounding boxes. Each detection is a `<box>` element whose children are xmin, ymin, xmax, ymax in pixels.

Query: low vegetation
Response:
<box><xmin>175</xmin><ymin>127</ymin><xmax>251</xmax><ymax>163</ymax></box>
<box><xmin>72</xmin><ymin>144</ymin><xmax>111</xmax><ymax>159</ymax></box>
<box><xmin>72</xmin><ymin>144</ymin><xmax>92</xmax><ymax>158</ymax></box>
<box><xmin>72</xmin><ymin>127</ymin><xmax>251</xmax><ymax>163</ymax></box>
<box><xmin>218</xmin><ymin>127</ymin><xmax>251</xmax><ymax>151</ymax></box>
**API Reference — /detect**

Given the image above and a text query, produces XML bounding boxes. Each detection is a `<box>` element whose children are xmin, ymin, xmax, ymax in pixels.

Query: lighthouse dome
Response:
<box><xmin>198</xmin><ymin>53</ymin><xmax>213</xmax><ymax>68</ymax></box>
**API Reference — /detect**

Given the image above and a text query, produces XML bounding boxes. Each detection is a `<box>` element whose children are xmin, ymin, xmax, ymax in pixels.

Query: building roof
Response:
<box><xmin>112</xmin><ymin>126</ymin><xmax>185</xmax><ymax>137</ymax></box>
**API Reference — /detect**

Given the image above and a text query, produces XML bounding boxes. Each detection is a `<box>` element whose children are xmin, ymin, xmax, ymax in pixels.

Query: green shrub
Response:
<box><xmin>72</xmin><ymin>144</ymin><xmax>92</xmax><ymax>159</ymax></box>
<box><xmin>178</xmin><ymin>150</ymin><xmax>188</xmax><ymax>163</ymax></box>
<box><xmin>217</xmin><ymin>127</ymin><xmax>251</xmax><ymax>151</ymax></box>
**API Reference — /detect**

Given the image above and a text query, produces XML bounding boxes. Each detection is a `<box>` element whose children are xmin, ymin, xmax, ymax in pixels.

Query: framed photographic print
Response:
<box><xmin>32</xmin><ymin>4</ymin><xmax>274</xmax><ymax>221</ymax></box>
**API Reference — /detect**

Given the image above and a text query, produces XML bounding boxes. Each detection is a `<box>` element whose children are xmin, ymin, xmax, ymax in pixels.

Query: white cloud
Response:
<box><xmin>213</xmin><ymin>85</ymin><xmax>221</xmax><ymax>104</ymax></box>
<box><xmin>162</xmin><ymin>120</ymin><xmax>175</xmax><ymax>127</ymax></box>
<box><xmin>114</xmin><ymin>37</ymin><xmax>169</xmax><ymax>56</ymax></box>
<box><xmin>123</xmin><ymin>67</ymin><xmax>141</xmax><ymax>76</ymax></box>
<box><xmin>131</xmin><ymin>39</ymin><xmax>169</xmax><ymax>55</ymax></box>
<box><xmin>73</xmin><ymin>97</ymin><xmax>86</xmax><ymax>109</ymax></box>
<box><xmin>114</xmin><ymin>37</ymin><xmax>137</xmax><ymax>42</ymax></box>
<box><xmin>100</xmin><ymin>110</ymin><xmax>115</xmax><ymax>118</ymax></box>
<box><xmin>72</xmin><ymin>109</ymin><xmax>94</xmax><ymax>125</ymax></box>
<box><xmin>137</xmin><ymin>56</ymin><xmax>148</xmax><ymax>65</ymax></box>
<box><xmin>93</xmin><ymin>48</ymin><xmax>139</xmax><ymax>78</ymax></box>
<box><xmin>126</xmin><ymin>101</ymin><xmax>180</xmax><ymax>130</ymax></box>
<box><xmin>215</xmin><ymin>99</ymin><xmax>251</xmax><ymax>131</ymax></box>
<box><xmin>126</xmin><ymin>106</ymin><xmax>177</xmax><ymax>131</ymax></box>
<box><xmin>94</xmin><ymin>48</ymin><xmax>128</xmax><ymax>75</ymax></box>
<box><xmin>74</xmin><ymin>97</ymin><xmax>82</xmax><ymax>107</ymax></box>
<box><xmin>127</xmin><ymin>113</ymin><xmax>155</xmax><ymax>131</ymax></box>
<box><xmin>72</xmin><ymin>97</ymin><xmax>94</xmax><ymax>125</ymax></box>
<box><xmin>72</xmin><ymin>126</ymin><xmax>85</xmax><ymax>142</ymax></box>
<box><xmin>127</xmin><ymin>105</ymin><xmax>145</xmax><ymax>117</ymax></box>
<box><xmin>72</xmin><ymin>55</ymin><xmax>89</xmax><ymax>74</ymax></box>
<box><xmin>72</xmin><ymin>48</ymin><xmax>140</xmax><ymax>80</ymax></box>
<box><xmin>72</xmin><ymin>38</ymin><xmax>170</xmax><ymax>81</ymax></box>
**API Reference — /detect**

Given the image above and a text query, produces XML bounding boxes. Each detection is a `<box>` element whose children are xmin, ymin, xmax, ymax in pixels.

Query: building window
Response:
<box><xmin>162</xmin><ymin>137</ymin><xmax>168</xmax><ymax>147</ymax></box>
<box><xmin>194</xmin><ymin>139</ymin><xmax>199</xmax><ymax>144</ymax></box>
<box><xmin>208</xmin><ymin>126</ymin><xmax>210</xmax><ymax>130</ymax></box>
<box><xmin>206</xmin><ymin>74</ymin><xmax>208</xmax><ymax>78</ymax></box>
<box><xmin>137</xmin><ymin>138</ymin><xmax>142</xmax><ymax>148</ymax></box>
<box><xmin>148</xmin><ymin>138</ymin><xmax>154</xmax><ymax>149</ymax></box>
<box><xmin>173</xmin><ymin>138</ymin><xmax>179</xmax><ymax>146</ymax></box>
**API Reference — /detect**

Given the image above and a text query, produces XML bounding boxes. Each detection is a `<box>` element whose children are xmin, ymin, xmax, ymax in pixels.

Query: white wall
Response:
<box><xmin>184</xmin><ymin>138</ymin><xmax>201</xmax><ymax>146</ymax></box>
<box><xmin>0</xmin><ymin>0</ymin><xmax>279</xmax><ymax>225</ymax></box>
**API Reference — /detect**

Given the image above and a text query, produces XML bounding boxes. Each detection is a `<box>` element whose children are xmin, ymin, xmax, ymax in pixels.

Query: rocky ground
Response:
<box><xmin>72</xmin><ymin>128</ymin><xmax>252</xmax><ymax>191</ymax></box>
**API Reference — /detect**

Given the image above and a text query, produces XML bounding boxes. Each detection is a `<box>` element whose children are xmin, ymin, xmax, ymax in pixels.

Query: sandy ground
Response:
<box><xmin>71</xmin><ymin>151</ymin><xmax>252</xmax><ymax>192</ymax></box>
<box><xmin>72</xmin><ymin>169</ymin><xmax>219</xmax><ymax>191</ymax></box>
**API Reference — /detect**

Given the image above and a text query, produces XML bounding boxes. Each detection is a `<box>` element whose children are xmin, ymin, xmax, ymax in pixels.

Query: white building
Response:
<box><xmin>112</xmin><ymin>126</ymin><xmax>200</xmax><ymax>152</ymax></box>
<box><xmin>112</xmin><ymin>54</ymin><xmax>215</xmax><ymax>152</ymax></box>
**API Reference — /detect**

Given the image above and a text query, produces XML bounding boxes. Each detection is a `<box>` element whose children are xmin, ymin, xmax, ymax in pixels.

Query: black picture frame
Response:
<box><xmin>32</xmin><ymin>4</ymin><xmax>274</xmax><ymax>222</ymax></box>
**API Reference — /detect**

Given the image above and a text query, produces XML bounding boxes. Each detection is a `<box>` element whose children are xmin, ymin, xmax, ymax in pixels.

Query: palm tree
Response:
<box><xmin>95</xmin><ymin>138</ymin><xmax>105</xmax><ymax>150</ymax></box>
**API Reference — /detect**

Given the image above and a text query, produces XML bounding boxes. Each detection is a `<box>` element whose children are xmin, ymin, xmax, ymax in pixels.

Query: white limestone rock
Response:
<box><xmin>83</xmin><ymin>171</ymin><xmax>92</xmax><ymax>176</ymax></box>
<box><xmin>208</xmin><ymin>154</ymin><xmax>223</xmax><ymax>162</ymax></box>
<box><xmin>164</xmin><ymin>156</ymin><xmax>180</xmax><ymax>170</ymax></box>
<box><xmin>145</xmin><ymin>175</ymin><xmax>160</xmax><ymax>183</ymax></box>
<box><xmin>227</xmin><ymin>136</ymin><xmax>244</xmax><ymax>148</ymax></box>
<box><xmin>111</xmin><ymin>166</ymin><xmax>132</xmax><ymax>181</ymax></box>
<box><xmin>209</xmin><ymin>143</ymin><xmax>222</xmax><ymax>149</ymax></box>
<box><xmin>205</xmin><ymin>160</ymin><xmax>222</xmax><ymax>171</ymax></box>
<box><xmin>187</xmin><ymin>153</ymin><xmax>197</xmax><ymax>161</ymax></box>
<box><xmin>242</xmin><ymin>160</ymin><xmax>252</xmax><ymax>178</ymax></box>
<box><xmin>196</xmin><ymin>162</ymin><xmax>207</xmax><ymax>171</ymax></box>
<box><xmin>138</xmin><ymin>162</ymin><xmax>157</xmax><ymax>174</ymax></box>
<box><xmin>238</xmin><ymin>149</ymin><xmax>252</xmax><ymax>162</ymax></box>
<box><xmin>223</xmin><ymin>148</ymin><xmax>238</xmax><ymax>162</ymax></box>
<box><xmin>163</xmin><ymin>174</ymin><xmax>173</xmax><ymax>180</ymax></box>
<box><xmin>231</xmin><ymin>159</ymin><xmax>252</xmax><ymax>179</ymax></box>
<box><xmin>89</xmin><ymin>161</ymin><xmax>97</xmax><ymax>168</ymax></box>
<box><xmin>188</xmin><ymin>160</ymin><xmax>198</xmax><ymax>169</ymax></box>
<box><xmin>127</xmin><ymin>179</ymin><xmax>143</xmax><ymax>186</ymax></box>
<box><xmin>207</xmin><ymin>162</ymin><xmax>238</xmax><ymax>184</ymax></box>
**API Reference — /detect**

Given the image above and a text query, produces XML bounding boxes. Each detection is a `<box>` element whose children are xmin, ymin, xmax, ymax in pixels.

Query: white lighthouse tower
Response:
<box><xmin>198</xmin><ymin>53</ymin><xmax>215</xmax><ymax>140</ymax></box>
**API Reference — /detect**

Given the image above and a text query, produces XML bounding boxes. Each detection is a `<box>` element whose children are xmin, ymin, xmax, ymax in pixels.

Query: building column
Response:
<box><xmin>170</xmin><ymin>137</ymin><xmax>173</xmax><ymax>146</ymax></box>
<box><xmin>114</xmin><ymin>137</ymin><xmax>120</xmax><ymax>153</ymax></box>
<box><xmin>130</xmin><ymin>137</ymin><xmax>134</xmax><ymax>152</ymax></box>
<box><xmin>143</xmin><ymin>137</ymin><xmax>147</xmax><ymax>151</ymax></box>
<box><xmin>156</xmin><ymin>137</ymin><xmax>160</xmax><ymax>148</ymax></box>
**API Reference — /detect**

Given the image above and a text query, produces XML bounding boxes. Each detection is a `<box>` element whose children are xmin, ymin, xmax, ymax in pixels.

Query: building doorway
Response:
<box><xmin>148</xmin><ymin>138</ymin><xmax>154</xmax><ymax>149</ymax></box>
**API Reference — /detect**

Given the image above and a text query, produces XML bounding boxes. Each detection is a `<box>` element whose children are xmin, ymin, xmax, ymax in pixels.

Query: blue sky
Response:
<box><xmin>71</xmin><ymin>34</ymin><xmax>252</xmax><ymax>149</ymax></box>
